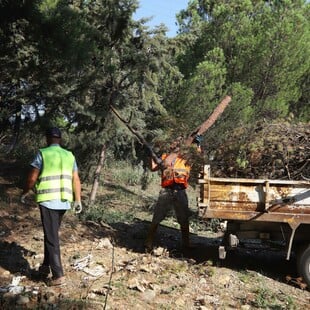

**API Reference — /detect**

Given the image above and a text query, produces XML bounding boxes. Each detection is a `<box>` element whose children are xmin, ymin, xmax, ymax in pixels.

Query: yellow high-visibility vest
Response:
<box><xmin>35</xmin><ymin>145</ymin><xmax>75</xmax><ymax>202</ymax></box>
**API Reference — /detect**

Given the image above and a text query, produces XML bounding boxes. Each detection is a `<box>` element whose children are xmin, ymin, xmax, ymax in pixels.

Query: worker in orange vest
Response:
<box><xmin>144</xmin><ymin>135</ymin><xmax>202</xmax><ymax>252</ymax></box>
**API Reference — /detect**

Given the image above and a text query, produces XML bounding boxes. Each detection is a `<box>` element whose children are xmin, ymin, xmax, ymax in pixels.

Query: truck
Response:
<box><xmin>198</xmin><ymin>165</ymin><xmax>310</xmax><ymax>288</ymax></box>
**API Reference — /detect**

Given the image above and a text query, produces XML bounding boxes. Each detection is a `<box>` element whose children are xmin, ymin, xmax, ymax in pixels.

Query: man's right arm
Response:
<box><xmin>21</xmin><ymin>167</ymin><xmax>40</xmax><ymax>200</ymax></box>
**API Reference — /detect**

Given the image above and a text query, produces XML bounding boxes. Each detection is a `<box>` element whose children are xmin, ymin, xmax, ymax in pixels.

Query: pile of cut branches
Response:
<box><xmin>210</xmin><ymin>121</ymin><xmax>310</xmax><ymax>180</ymax></box>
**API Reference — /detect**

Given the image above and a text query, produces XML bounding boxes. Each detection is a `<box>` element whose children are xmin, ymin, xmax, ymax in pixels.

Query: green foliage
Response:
<box><xmin>109</xmin><ymin>160</ymin><xmax>147</xmax><ymax>186</ymax></box>
<box><xmin>252</xmin><ymin>286</ymin><xmax>286</xmax><ymax>309</ymax></box>
<box><xmin>38</xmin><ymin>0</ymin><xmax>59</xmax><ymax>13</ymax></box>
<box><xmin>0</xmin><ymin>0</ymin><xmax>309</xmax><ymax>204</ymax></box>
<box><xmin>62</xmin><ymin>0</ymin><xmax>181</xmax><ymax>174</ymax></box>
<box><xmin>0</xmin><ymin>0</ymin><xmax>97</xmax><ymax>152</ymax></box>
<box><xmin>80</xmin><ymin>159</ymin><xmax>159</xmax><ymax>223</ymax></box>
<box><xmin>83</xmin><ymin>204</ymin><xmax>135</xmax><ymax>224</ymax></box>
<box><xmin>176</xmin><ymin>0</ymin><xmax>310</xmax><ymax>123</ymax></box>
<box><xmin>170</xmin><ymin>48</ymin><xmax>228</xmax><ymax>132</ymax></box>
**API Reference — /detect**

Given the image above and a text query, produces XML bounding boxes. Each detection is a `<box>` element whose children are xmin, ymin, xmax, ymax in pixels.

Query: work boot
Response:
<box><xmin>38</xmin><ymin>264</ymin><xmax>50</xmax><ymax>278</ymax></box>
<box><xmin>30</xmin><ymin>264</ymin><xmax>50</xmax><ymax>281</ymax></box>
<box><xmin>47</xmin><ymin>276</ymin><xmax>66</xmax><ymax>287</ymax></box>
<box><xmin>144</xmin><ymin>223</ymin><xmax>158</xmax><ymax>253</ymax></box>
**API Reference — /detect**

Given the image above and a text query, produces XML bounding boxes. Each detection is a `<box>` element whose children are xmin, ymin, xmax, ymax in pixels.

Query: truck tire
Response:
<box><xmin>297</xmin><ymin>244</ymin><xmax>310</xmax><ymax>287</ymax></box>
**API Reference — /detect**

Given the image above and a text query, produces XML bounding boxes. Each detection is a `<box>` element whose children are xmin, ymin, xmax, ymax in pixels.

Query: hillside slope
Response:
<box><xmin>0</xmin><ymin>164</ymin><xmax>309</xmax><ymax>309</ymax></box>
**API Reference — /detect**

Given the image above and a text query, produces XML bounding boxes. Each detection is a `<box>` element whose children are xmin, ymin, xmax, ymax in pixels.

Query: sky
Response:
<box><xmin>134</xmin><ymin>0</ymin><xmax>189</xmax><ymax>37</ymax></box>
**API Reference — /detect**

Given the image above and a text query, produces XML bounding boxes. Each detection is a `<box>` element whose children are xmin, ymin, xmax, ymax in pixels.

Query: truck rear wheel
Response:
<box><xmin>297</xmin><ymin>244</ymin><xmax>310</xmax><ymax>287</ymax></box>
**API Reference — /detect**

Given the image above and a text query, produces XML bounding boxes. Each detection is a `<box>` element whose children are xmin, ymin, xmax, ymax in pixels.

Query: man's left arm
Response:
<box><xmin>72</xmin><ymin>170</ymin><xmax>82</xmax><ymax>213</ymax></box>
<box><xmin>72</xmin><ymin>171</ymin><xmax>81</xmax><ymax>202</ymax></box>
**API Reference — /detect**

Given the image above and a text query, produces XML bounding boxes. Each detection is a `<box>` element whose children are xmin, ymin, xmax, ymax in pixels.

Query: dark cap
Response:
<box><xmin>46</xmin><ymin>127</ymin><xmax>61</xmax><ymax>138</ymax></box>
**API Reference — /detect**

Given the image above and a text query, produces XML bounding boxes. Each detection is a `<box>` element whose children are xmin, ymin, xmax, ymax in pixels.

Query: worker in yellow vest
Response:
<box><xmin>144</xmin><ymin>135</ymin><xmax>202</xmax><ymax>252</ymax></box>
<box><xmin>21</xmin><ymin>127</ymin><xmax>81</xmax><ymax>286</ymax></box>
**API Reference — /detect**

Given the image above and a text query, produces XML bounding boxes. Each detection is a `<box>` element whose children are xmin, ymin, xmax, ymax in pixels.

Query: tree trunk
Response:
<box><xmin>7</xmin><ymin>112</ymin><xmax>21</xmax><ymax>153</ymax></box>
<box><xmin>89</xmin><ymin>144</ymin><xmax>107</xmax><ymax>204</ymax></box>
<box><xmin>184</xmin><ymin>95</ymin><xmax>232</xmax><ymax>145</ymax></box>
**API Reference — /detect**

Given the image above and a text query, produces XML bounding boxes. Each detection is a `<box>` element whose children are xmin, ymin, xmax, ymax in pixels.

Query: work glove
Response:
<box><xmin>20</xmin><ymin>192</ymin><xmax>29</xmax><ymax>204</ymax></box>
<box><xmin>193</xmin><ymin>134</ymin><xmax>203</xmax><ymax>146</ymax></box>
<box><xmin>73</xmin><ymin>201</ymin><xmax>83</xmax><ymax>214</ymax></box>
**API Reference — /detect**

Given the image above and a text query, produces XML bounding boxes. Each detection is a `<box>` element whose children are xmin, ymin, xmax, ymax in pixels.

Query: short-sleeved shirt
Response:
<box><xmin>31</xmin><ymin>144</ymin><xmax>78</xmax><ymax>210</ymax></box>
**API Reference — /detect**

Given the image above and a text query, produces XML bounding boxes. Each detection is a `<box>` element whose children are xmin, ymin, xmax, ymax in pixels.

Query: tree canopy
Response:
<box><xmin>0</xmin><ymin>0</ymin><xmax>309</xmax><ymax>186</ymax></box>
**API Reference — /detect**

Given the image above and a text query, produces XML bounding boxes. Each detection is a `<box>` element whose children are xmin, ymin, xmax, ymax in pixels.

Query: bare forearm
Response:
<box><xmin>150</xmin><ymin>157</ymin><xmax>160</xmax><ymax>171</ymax></box>
<box><xmin>23</xmin><ymin>168</ymin><xmax>40</xmax><ymax>194</ymax></box>
<box><xmin>72</xmin><ymin>171</ymin><xmax>81</xmax><ymax>201</ymax></box>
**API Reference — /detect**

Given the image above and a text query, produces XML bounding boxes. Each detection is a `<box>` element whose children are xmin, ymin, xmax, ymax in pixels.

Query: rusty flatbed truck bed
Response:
<box><xmin>198</xmin><ymin>165</ymin><xmax>310</xmax><ymax>287</ymax></box>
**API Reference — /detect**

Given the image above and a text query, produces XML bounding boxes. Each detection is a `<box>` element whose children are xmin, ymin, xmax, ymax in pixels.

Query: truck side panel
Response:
<box><xmin>198</xmin><ymin>166</ymin><xmax>310</xmax><ymax>225</ymax></box>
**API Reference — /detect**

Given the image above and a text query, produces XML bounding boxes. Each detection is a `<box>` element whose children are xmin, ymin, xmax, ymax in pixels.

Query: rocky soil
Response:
<box><xmin>0</xmin><ymin>176</ymin><xmax>310</xmax><ymax>310</ymax></box>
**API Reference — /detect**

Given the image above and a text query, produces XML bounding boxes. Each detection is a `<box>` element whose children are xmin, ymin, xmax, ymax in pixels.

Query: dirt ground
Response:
<box><xmin>0</xmin><ymin>168</ymin><xmax>310</xmax><ymax>309</ymax></box>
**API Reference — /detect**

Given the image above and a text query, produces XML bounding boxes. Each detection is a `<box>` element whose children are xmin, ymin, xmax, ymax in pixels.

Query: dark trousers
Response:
<box><xmin>39</xmin><ymin>206</ymin><xmax>66</xmax><ymax>278</ymax></box>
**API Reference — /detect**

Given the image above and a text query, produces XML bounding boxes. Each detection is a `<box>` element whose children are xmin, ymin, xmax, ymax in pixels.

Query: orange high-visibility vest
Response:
<box><xmin>161</xmin><ymin>154</ymin><xmax>190</xmax><ymax>188</ymax></box>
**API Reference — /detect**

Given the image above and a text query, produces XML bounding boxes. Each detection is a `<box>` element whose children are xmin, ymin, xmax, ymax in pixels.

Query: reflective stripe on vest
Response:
<box><xmin>161</xmin><ymin>154</ymin><xmax>190</xmax><ymax>188</ymax></box>
<box><xmin>35</xmin><ymin>145</ymin><xmax>75</xmax><ymax>202</ymax></box>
